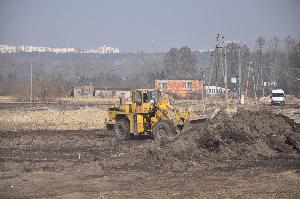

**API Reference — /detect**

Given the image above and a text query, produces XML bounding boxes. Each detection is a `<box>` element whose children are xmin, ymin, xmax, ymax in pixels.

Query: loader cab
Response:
<box><xmin>144</xmin><ymin>89</ymin><xmax>161</xmax><ymax>103</ymax></box>
<box><xmin>131</xmin><ymin>89</ymin><xmax>161</xmax><ymax>113</ymax></box>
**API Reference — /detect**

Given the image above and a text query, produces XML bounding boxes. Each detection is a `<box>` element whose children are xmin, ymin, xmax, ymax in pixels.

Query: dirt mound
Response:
<box><xmin>196</xmin><ymin>109</ymin><xmax>297</xmax><ymax>153</ymax></box>
<box><xmin>139</xmin><ymin>109</ymin><xmax>300</xmax><ymax>171</ymax></box>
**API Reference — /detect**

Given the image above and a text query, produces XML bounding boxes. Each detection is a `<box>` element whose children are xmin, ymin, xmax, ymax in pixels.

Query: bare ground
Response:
<box><xmin>0</xmin><ymin>129</ymin><xmax>300</xmax><ymax>199</ymax></box>
<box><xmin>0</xmin><ymin>102</ymin><xmax>300</xmax><ymax>198</ymax></box>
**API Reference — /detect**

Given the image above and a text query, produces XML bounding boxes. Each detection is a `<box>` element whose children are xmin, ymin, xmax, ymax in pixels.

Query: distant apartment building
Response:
<box><xmin>97</xmin><ymin>45</ymin><xmax>120</xmax><ymax>54</ymax></box>
<box><xmin>0</xmin><ymin>45</ymin><xmax>16</xmax><ymax>53</ymax></box>
<box><xmin>0</xmin><ymin>44</ymin><xmax>119</xmax><ymax>54</ymax></box>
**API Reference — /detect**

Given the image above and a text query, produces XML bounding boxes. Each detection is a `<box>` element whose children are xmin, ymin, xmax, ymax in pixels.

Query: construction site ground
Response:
<box><xmin>0</xmin><ymin>98</ymin><xmax>300</xmax><ymax>198</ymax></box>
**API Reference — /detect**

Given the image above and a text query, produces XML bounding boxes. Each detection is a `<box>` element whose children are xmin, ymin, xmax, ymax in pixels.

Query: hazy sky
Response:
<box><xmin>0</xmin><ymin>0</ymin><xmax>299</xmax><ymax>52</ymax></box>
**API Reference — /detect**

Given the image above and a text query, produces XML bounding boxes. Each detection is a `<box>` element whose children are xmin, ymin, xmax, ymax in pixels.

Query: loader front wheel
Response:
<box><xmin>153</xmin><ymin>120</ymin><xmax>176</xmax><ymax>141</ymax></box>
<box><xmin>113</xmin><ymin>119</ymin><xmax>130</xmax><ymax>141</ymax></box>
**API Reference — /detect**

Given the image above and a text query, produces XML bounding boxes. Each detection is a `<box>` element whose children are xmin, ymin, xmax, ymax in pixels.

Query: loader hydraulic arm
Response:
<box><xmin>153</xmin><ymin>98</ymin><xmax>187</xmax><ymax>132</ymax></box>
<box><xmin>155</xmin><ymin>97</ymin><xmax>206</xmax><ymax>130</ymax></box>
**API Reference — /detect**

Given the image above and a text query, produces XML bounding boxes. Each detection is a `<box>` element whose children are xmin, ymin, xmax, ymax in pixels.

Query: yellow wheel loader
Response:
<box><xmin>105</xmin><ymin>89</ymin><xmax>207</xmax><ymax>140</ymax></box>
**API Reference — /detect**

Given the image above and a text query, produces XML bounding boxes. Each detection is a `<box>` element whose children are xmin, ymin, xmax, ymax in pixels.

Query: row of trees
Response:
<box><xmin>224</xmin><ymin>36</ymin><xmax>300</xmax><ymax>97</ymax></box>
<box><xmin>0</xmin><ymin>35</ymin><xmax>299</xmax><ymax>100</ymax></box>
<box><xmin>161</xmin><ymin>36</ymin><xmax>300</xmax><ymax>97</ymax></box>
<box><xmin>10</xmin><ymin>75</ymin><xmax>68</xmax><ymax>101</ymax></box>
<box><xmin>163</xmin><ymin>47</ymin><xmax>197</xmax><ymax>79</ymax></box>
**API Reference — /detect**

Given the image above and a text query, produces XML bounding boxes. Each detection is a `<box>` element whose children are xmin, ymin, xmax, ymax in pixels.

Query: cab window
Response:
<box><xmin>146</xmin><ymin>90</ymin><xmax>161</xmax><ymax>102</ymax></box>
<box><xmin>143</xmin><ymin>93</ymin><xmax>149</xmax><ymax>102</ymax></box>
<box><xmin>136</xmin><ymin>91</ymin><xmax>142</xmax><ymax>105</ymax></box>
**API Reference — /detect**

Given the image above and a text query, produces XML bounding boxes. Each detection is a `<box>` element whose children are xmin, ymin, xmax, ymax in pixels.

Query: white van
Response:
<box><xmin>270</xmin><ymin>89</ymin><xmax>285</xmax><ymax>106</ymax></box>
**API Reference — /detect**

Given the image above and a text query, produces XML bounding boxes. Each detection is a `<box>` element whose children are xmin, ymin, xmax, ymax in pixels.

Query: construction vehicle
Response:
<box><xmin>105</xmin><ymin>89</ymin><xmax>207</xmax><ymax>140</ymax></box>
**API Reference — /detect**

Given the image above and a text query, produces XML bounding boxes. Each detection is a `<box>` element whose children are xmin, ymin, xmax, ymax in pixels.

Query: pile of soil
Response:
<box><xmin>138</xmin><ymin>109</ymin><xmax>300</xmax><ymax>171</ymax></box>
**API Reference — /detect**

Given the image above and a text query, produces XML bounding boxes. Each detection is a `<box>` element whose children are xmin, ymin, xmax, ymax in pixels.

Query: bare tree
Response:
<box><xmin>163</xmin><ymin>46</ymin><xmax>197</xmax><ymax>79</ymax></box>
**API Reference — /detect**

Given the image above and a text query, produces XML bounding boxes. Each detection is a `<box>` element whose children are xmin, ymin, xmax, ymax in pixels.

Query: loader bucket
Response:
<box><xmin>180</xmin><ymin>116</ymin><xmax>208</xmax><ymax>133</ymax></box>
<box><xmin>189</xmin><ymin>117</ymin><xmax>207</xmax><ymax>124</ymax></box>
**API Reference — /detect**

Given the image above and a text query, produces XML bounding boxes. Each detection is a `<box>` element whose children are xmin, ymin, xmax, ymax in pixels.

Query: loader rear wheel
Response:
<box><xmin>113</xmin><ymin>119</ymin><xmax>130</xmax><ymax>141</ymax></box>
<box><xmin>153</xmin><ymin>120</ymin><xmax>176</xmax><ymax>141</ymax></box>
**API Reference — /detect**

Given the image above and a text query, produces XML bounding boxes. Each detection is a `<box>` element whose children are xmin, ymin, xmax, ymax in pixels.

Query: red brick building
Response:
<box><xmin>155</xmin><ymin>79</ymin><xmax>203</xmax><ymax>98</ymax></box>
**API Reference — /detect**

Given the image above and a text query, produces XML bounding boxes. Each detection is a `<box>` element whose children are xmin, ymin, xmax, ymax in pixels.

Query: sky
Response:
<box><xmin>0</xmin><ymin>0</ymin><xmax>299</xmax><ymax>52</ymax></box>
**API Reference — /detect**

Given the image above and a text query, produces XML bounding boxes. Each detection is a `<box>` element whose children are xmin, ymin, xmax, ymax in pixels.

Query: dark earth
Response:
<box><xmin>0</xmin><ymin>108</ymin><xmax>300</xmax><ymax>198</ymax></box>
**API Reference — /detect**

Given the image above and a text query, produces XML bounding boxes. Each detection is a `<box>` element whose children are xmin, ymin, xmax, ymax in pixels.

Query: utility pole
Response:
<box><xmin>254</xmin><ymin>66</ymin><xmax>260</xmax><ymax>101</ymax></box>
<box><xmin>215</xmin><ymin>34</ymin><xmax>220</xmax><ymax>94</ymax></box>
<box><xmin>259</xmin><ymin>44</ymin><xmax>265</xmax><ymax>97</ymax></box>
<box><xmin>223</xmin><ymin>40</ymin><xmax>242</xmax><ymax>105</ymax></box>
<box><xmin>245</xmin><ymin>62</ymin><xmax>251</xmax><ymax>99</ymax></box>
<box><xmin>30</xmin><ymin>61</ymin><xmax>33</xmax><ymax>102</ymax></box>
<box><xmin>207</xmin><ymin>54</ymin><xmax>214</xmax><ymax>99</ymax></box>
<box><xmin>261</xmin><ymin>69</ymin><xmax>264</xmax><ymax>97</ymax></box>
<box><xmin>252</xmin><ymin>66</ymin><xmax>255</xmax><ymax>99</ymax></box>
<box><xmin>238</xmin><ymin>46</ymin><xmax>242</xmax><ymax>104</ymax></box>
<box><xmin>96</xmin><ymin>41</ymin><xmax>100</xmax><ymax>63</ymax></box>
<box><xmin>224</xmin><ymin>44</ymin><xmax>228</xmax><ymax>108</ymax></box>
<box><xmin>203</xmin><ymin>54</ymin><xmax>214</xmax><ymax>113</ymax></box>
<box><xmin>201</xmin><ymin>71</ymin><xmax>204</xmax><ymax>100</ymax></box>
<box><xmin>67</xmin><ymin>36</ymin><xmax>70</xmax><ymax>49</ymax></box>
<box><xmin>152</xmin><ymin>33</ymin><xmax>155</xmax><ymax>52</ymax></box>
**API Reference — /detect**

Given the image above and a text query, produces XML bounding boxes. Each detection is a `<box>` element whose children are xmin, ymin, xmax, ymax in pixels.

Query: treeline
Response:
<box><xmin>156</xmin><ymin>36</ymin><xmax>300</xmax><ymax>97</ymax></box>
<box><xmin>8</xmin><ymin>75</ymin><xmax>68</xmax><ymax>101</ymax></box>
<box><xmin>0</xmin><ymin>36</ymin><xmax>299</xmax><ymax>100</ymax></box>
<box><xmin>221</xmin><ymin>36</ymin><xmax>300</xmax><ymax>97</ymax></box>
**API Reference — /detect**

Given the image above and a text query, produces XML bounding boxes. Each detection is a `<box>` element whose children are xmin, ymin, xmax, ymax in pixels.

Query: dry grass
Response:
<box><xmin>53</xmin><ymin>97</ymin><xmax>118</xmax><ymax>104</ymax></box>
<box><xmin>0</xmin><ymin>95</ymin><xmax>119</xmax><ymax>104</ymax></box>
<box><xmin>0</xmin><ymin>107</ymin><xmax>107</xmax><ymax>131</ymax></box>
<box><xmin>0</xmin><ymin>96</ymin><xmax>15</xmax><ymax>103</ymax></box>
<box><xmin>1</xmin><ymin>95</ymin><xmax>299</xmax><ymax>131</ymax></box>
<box><xmin>175</xmin><ymin>98</ymin><xmax>239</xmax><ymax>114</ymax></box>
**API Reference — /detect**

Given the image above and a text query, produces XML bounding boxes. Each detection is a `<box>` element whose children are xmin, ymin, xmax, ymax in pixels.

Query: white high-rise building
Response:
<box><xmin>0</xmin><ymin>44</ymin><xmax>120</xmax><ymax>54</ymax></box>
